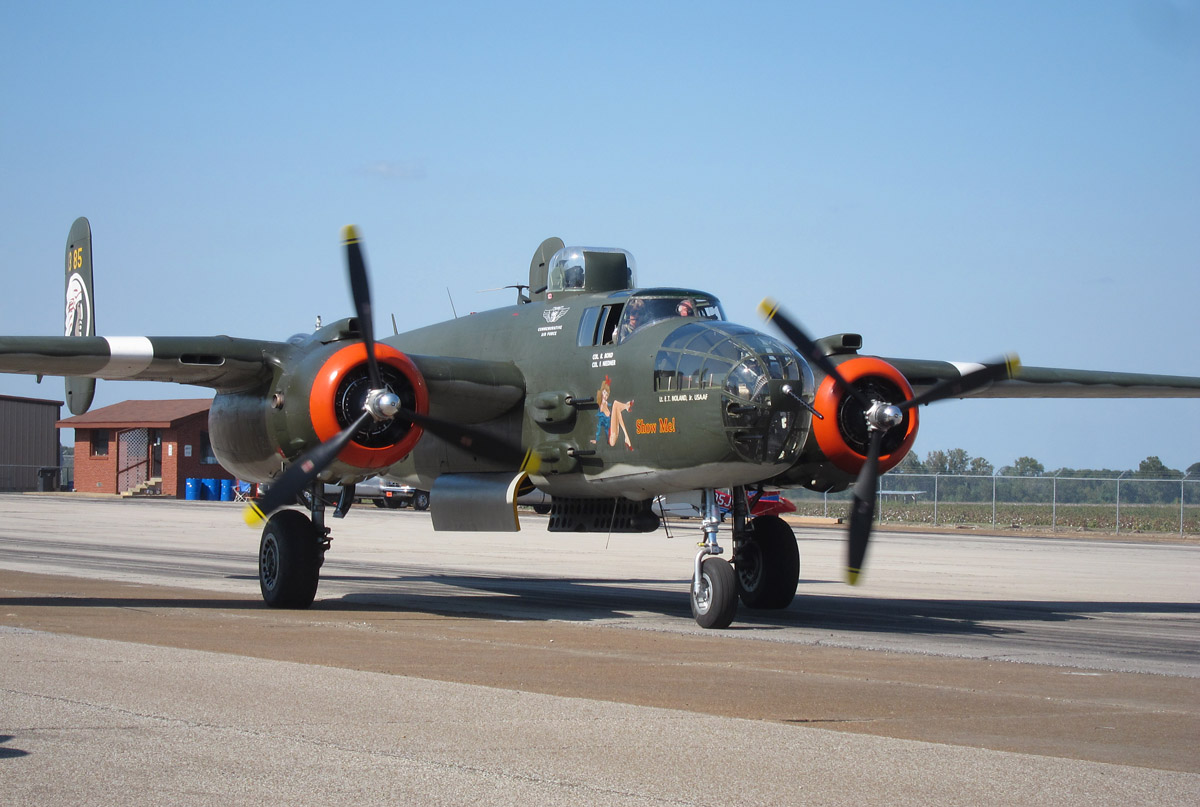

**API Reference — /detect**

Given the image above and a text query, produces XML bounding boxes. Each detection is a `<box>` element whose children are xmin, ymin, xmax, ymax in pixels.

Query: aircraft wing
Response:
<box><xmin>886</xmin><ymin>357</ymin><xmax>1200</xmax><ymax>399</ymax></box>
<box><xmin>0</xmin><ymin>335</ymin><xmax>283</xmax><ymax>391</ymax></box>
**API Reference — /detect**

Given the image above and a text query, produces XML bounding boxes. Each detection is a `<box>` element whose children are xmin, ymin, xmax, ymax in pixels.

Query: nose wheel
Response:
<box><xmin>690</xmin><ymin>555</ymin><xmax>737</xmax><ymax>629</ymax></box>
<box><xmin>689</xmin><ymin>488</ymin><xmax>739</xmax><ymax>628</ymax></box>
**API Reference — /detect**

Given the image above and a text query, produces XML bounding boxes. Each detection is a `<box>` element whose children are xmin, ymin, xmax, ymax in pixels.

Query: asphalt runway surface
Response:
<box><xmin>1</xmin><ymin>494</ymin><xmax>1197</xmax><ymax>805</ymax></box>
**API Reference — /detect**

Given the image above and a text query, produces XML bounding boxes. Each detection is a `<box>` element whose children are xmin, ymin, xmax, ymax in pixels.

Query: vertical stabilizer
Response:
<box><xmin>64</xmin><ymin>217</ymin><xmax>96</xmax><ymax>414</ymax></box>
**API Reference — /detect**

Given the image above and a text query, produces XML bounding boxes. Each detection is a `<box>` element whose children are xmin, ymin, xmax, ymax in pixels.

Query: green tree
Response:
<box><xmin>925</xmin><ymin>448</ymin><xmax>972</xmax><ymax>474</ymax></box>
<box><xmin>1136</xmin><ymin>456</ymin><xmax>1181</xmax><ymax>479</ymax></box>
<box><xmin>944</xmin><ymin>448</ymin><xmax>970</xmax><ymax>475</ymax></box>
<box><xmin>1188</xmin><ymin>462</ymin><xmax>1200</xmax><ymax>478</ymax></box>
<box><xmin>1001</xmin><ymin>456</ymin><xmax>1044</xmax><ymax>477</ymax></box>
<box><xmin>894</xmin><ymin>452</ymin><xmax>926</xmax><ymax>474</ymax></box>
<box><xmin>925</xmin><ymin>450</ymin><xmax>949</xmax><ymax>474</ymax></box>
<box><xmin>967</xmin><ymin>456</ymin><xmax>994</xmax><ymax>476</ymax></box>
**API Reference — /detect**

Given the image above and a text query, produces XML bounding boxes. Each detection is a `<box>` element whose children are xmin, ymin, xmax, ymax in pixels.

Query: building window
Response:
<box><xmin>90</xmin><ymin>429</ymin><xmax>110</xmax><ymax>457</ymax></box>
<box><xmin>199</xmin><ymin>431</ymin><xmax>219</xmax><ymax>465</ymax></box>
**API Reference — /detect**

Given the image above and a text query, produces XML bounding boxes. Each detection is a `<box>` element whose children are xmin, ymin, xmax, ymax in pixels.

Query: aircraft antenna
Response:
<box><xmin>446</xmin><ymin>287</ymin><xmax>458</xmax><ymax>319</ymax></box>
<box><xmin>390</xmin><ymin>313</ymin><xmax>398</xmax><ymax>335</ymax></box>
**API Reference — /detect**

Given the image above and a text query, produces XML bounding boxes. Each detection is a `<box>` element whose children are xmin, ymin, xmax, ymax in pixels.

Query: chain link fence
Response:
<box><xmin>790</xmin><ymin>473</ymin><xmax>1200</xmax><ymax>536</ymax></box>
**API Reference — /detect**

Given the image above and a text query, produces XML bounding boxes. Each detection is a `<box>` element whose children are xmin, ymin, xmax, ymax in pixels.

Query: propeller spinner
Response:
<box><xmin>760</xmin><ymin>298</ymin><xmax>1019</xmax><ymax>584</ymax></box>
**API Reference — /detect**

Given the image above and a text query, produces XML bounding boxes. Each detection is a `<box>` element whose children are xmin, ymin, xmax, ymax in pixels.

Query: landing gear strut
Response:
<box><xmin>690</xmin><ymin>489</ymin><xmax>738</xmax><ymax>629</ymax></box>
<box><xmin>688</xmin><ymin>487</ymin><xmax>802</xmax><ymax>627</ymax></box>
<box><xmin>258</xmin><ymin>481</ymin><xmax>330</xmax><ymax>608</ymax></box>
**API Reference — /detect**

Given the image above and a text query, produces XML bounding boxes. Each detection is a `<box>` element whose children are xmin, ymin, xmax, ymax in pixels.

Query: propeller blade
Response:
<box><xmin>342</xmin><ymin>225</ymin><xmax>382</xmax><ymax>391</ymax></box>
<box><xmin>902</xmin><ymin>355</ymin><xmax>1020</xmax><ymax>411</ymax></box>
<box><xmin>846</xmin><ymin>428</ymin><xmax>884</xmax><ymax>585</ymax></box>
<box><xmin>244</xmin><ymin>410</ymin><xmax>373</xmax><ymax>526</ymax></box>
<box><xmin>398</xmin><ymin>408</ymin><xmax>540</xmax><ymax>473</ymax></box>
<box><xmin>758</xmin><ymin>299</ymin><xmax>875</xmax><ymax>413</ymax></box>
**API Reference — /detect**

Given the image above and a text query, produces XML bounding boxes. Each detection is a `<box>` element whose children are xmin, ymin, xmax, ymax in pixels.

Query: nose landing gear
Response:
<box><xmin>690</xmin><ymin>489</ymin><xmax>738</xmax><ymax>628</ymax></box>
<box><xmin>688</xmin><ymin>487</ymin><xmax>801</xmax><ymax>628</ymax></box>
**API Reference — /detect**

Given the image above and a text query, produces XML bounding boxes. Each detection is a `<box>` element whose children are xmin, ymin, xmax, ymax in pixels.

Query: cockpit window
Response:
<box><xmin>616</xmin><ymin>294</ymin><xmax>722</xmax><ymax>343</ymax></box>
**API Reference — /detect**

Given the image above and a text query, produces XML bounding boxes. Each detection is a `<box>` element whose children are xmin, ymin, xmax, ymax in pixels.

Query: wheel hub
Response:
<box><xmin>260</xmin><ymin>536</ymin><xmax>279</xmax><ymax>591</ymax></box>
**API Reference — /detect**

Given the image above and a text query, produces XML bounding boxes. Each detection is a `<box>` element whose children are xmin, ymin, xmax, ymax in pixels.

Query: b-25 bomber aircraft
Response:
<box><xmin>3</xmin><ymin>218</ymin><xmax>1199</xmax><ymax>628</ymax></box>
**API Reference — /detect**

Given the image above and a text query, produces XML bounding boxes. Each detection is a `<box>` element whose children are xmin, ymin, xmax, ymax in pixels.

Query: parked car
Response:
<box><xmin>379</xmin><ymin>481</ymin><xmax>430</xmax><ymax>510</ymax></box>
<box><xmin>320</xmin><ymin>476</ymin><xmax>387</xmax><ymax>506</ymax></box>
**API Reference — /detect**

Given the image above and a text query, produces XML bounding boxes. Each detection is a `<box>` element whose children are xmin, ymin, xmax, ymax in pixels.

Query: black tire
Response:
<box><xmin>413</xmin><ymin>491</ymin><xmax>430</xmax><ymax>511</ymax></box>
<box><xmin>532</xmin><ymin>503</ymin><xmax>551</xmax><ymax>515</ymax></box>
<box><xmin>384</xmin><ymin>497</ymin><xmax>403</xmax><ymax>509</ymax></box>
<box><xmin>259</xmin><ymin>510</ymin><xmax>323</xmax><ymax>609</ymax></box>
<box><xmin>372</xmin><ymin>498</ymin><xmax>387</xmax><ymax>508</ymax></box>
<box><xmin>690</xmin><ymin>556</ymin><xmax>738</xmax><ymax>629</ymax></box>
<box><xmin>736</xmin><ymin>515</ymin><xmax>800</xmax><ymax>609</ymax></box>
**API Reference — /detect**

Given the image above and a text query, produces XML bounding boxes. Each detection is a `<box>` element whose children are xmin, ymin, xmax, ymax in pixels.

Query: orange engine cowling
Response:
<box><xmin>810</xmin><ymin>356</ymin><xmax>919</xmax><ymax>476</ymax></box>
<box><xmin>308</xmin><ymin>342</ymin><xmax>429</xmax><ymax>469</ymax></box>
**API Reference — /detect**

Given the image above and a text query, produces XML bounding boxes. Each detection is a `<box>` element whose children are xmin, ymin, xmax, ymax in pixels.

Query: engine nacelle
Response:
<box><xmin>209</xmin><ymin>334</ymin><xmax>428</xmax><ymax>483</ymax></box>
<box><xmin>773</xmin><ymin>356</ymin><xmax>919</xmax><ymax>492</ymax></box>
<box><xmin>305</xmin><ymin>341</ymin><xmax>428</xmax><ymax>470</ymax></box>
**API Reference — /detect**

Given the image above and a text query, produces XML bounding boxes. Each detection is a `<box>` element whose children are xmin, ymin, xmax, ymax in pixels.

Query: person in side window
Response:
<box><xmin>617</xmin><ymin>298</ymin><xmax>645</xmax><ymax>342</ymax></box>
<box><xmin>676</xmin><ymin>298</ymin><xmax>697</xmax><ymax>317</ymax></box>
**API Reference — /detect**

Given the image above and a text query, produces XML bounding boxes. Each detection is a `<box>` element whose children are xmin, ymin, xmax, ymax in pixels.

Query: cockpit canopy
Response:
<box><xmin>546</xmin><ymin>247</ymin><xmax>637</xmax><ymax>296</ymax></box>
<box><xmin>617</xmin><ymin>292</ymin><xmax>723</xmax><ymax>343</ymax></box>
<box><xmin>577</xmin><ymin>290</ymin><xmax>725</xmax><ymax>347</ymax></box>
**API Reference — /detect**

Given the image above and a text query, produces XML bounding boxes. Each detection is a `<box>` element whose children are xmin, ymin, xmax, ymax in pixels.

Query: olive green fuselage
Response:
<box><xmin>383</xmin><ymin>291</ymin><xmax>808</xmax><ymax>500</ymax></box>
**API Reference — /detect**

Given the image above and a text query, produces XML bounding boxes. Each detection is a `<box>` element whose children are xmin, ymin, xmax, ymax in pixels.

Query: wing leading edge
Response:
<box><xmin>887</xmin><ymin>357</ymin><xmax>1200</xmax><ymax>399</ymax></box>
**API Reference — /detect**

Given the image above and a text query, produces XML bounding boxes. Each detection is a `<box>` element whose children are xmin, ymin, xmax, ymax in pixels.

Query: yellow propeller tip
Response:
<box><xmin>757</xmin><ymin>298</ymin><xmax>779</xmax><ymax>320</ymax></box>
<box><xmin>521</xmin><ymin>450</ymin><xmax>542</xmax><ymax>476</ymax></box>
<box><xmin>1005</xmin><ymin>353</ymin><xmax>1022</xmax><ymax>377</ymax></box>
<box><xmin>846</xmin><ymin>568</ymin><xmax>862</xmax><ymax>586</ymax></box>
<box><xmin>340</xmin><ymin>224</ymin><xmax>360</xmax><ymax>243</ymax></box>
<box><xmin>243</xmin><ymin>503</ymin><xmax>266</xmax><ymax>528</ymax></box>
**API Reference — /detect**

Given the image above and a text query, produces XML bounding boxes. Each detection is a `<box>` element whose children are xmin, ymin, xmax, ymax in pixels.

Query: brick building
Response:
<box><xmin>58</xmin><ymin>398</ymin><xmax>235</xmax><ymax>498</ymax></box>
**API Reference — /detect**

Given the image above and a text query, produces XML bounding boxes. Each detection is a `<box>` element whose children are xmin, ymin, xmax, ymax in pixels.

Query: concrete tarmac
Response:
<box><xmin>1</xmin><ymin>495</ymin><xmax>1197</xmax><ymax>805</ymax></box>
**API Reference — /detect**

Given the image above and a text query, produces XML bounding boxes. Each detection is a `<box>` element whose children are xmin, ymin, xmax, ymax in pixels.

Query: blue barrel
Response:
<box><xmin>220</xmin><ymin>479</ymin><xmax>234</xmax><ymax>501</ymax></box>
<box><xmin>185</xmin><ymin>478</ymin><xmax>201</xmax><ymax>501</ymax></box>
<box><xmin>202</xmin><ymin>478</ymin><xmax>219</xmax><ymax>501</ymax></box>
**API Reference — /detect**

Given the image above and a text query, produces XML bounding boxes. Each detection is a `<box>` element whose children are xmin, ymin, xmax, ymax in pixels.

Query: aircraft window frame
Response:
<box><xmin>653</xmin><ymin>349</ymin><xmax>732</xmax><ymax>392</ymax></box>
<box><xmin>599</xmin><ymin>304</ymin><xmax>624</xmax><ymax>345</ymax></box>
<box><xmin>577</xmin><ymin>307</ymin><xmax>601</xmax><ymax>347</ymax></box>
<box><xmin>661</xmin><ymin>322</ymin><xmax>707</xmax><ymax>350</ymax></box>
<box><xmin>675</xmin><ymin>352</ymin><xmax>705</xmax><ymax>391</ymax></box>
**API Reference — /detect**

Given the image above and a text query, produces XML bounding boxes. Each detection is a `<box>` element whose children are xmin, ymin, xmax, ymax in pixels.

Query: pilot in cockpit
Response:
<box><xmin>618</xmin><ymin>296</ymin><xmax>708</xmax><ymax>343</ymax></box>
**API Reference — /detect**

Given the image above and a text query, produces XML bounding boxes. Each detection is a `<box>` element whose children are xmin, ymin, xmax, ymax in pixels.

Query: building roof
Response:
<box><xmin>0</xmin><ymin>393</ymin><xmax>64</xmax><ymax>407</ymax></box>
<box><xmin>56</xmin><ymin>398</ymin><xmax>212</xmax><ymax>429</ymax></box>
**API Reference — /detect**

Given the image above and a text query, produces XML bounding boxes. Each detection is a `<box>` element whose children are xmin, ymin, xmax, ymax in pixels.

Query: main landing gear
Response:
<box><xmin>258</xmin><ymin>481</ymin><xmax>330</xmax><ymax>608</ymax></box>
<box><xmin>688</xmin><ymin>487</ymin><xmax>800</xmax><ymax>629</ymax></box>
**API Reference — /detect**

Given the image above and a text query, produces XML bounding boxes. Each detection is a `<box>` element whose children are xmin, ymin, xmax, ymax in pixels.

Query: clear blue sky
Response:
<box><xmin>2</xmin><ymin>1</ymin><xmax>1198</xmax><ymax>472</ymax></box>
